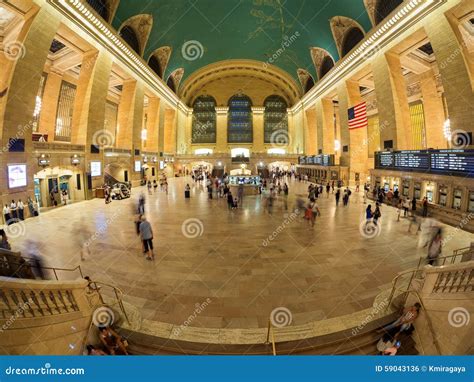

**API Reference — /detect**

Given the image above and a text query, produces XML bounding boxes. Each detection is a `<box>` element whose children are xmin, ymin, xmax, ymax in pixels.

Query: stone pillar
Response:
<box><xmin>39</xmin><ymin>71</ymin><xmax>63</xmax><ymax>139</ymax></box>
<box><xmin>424</xmin><ymin>11</ymin><xmax>474</xmax><ymax>139</ymax></box>
<box><xmin>146</xmin><ymin>96</ymin><xmax>161</xmax><ymax>153</ymax></box>
<box><xmin>130</xmin><ymin>82</ymin><xmax>145</xmax><ymax>184</ymax></box>
<box><xmin>342</xmin><ymin>80</ymin><xmax>369</xmax><ymax>185</ymax></box>
<box><xmin>372</xmin><ymin>53</ymin><xmax>413</xmax><ymax>150</ymax></box>
<box><xmin>0</xmin><ymin>5</ymin><xmax>60</xmax><ymax>207</ymax></box>
<box><xmin>317</xmin><ymin>98</ymin><xmax>336</xmax><ymax>155</ymax></box>
<box><xmin>304</xmin><ymin>106</ymin><xmax>317</xmax><ymax>155</ymax></box>
<box><xmin>418</xmin><ymin>69</ymin><xmax>446</xmax><ymax>149</ymax></box>
<box><xmin>116</xmin><ymin>79</ymin><xmax>138</xmax><ymax>150</ymax></box>
<box><xmin>176</xmin><ymin>104</ymin><xmax>190</xmax><ymax>154</ymax></box>
<box><xmin>337</xmin><ymin>84</ymin><xmax>350</xmax><ymax>167</ymax></box>
<box><xmin>163</xmin><ymin>108</ymin><xmax>176</xmax><ymax>154</ymax></box>
<box><xmin>215</xmin><ymin>107</ymin><xmax>228</xmax><ymax>154</ymax></box>
<box><xmin>252</xmin><ymin>107</ymin><xmax>265</xmax><ymax>153</ymax></box>
<box><xmin>157</xmin><ymin>101</ymin><xmax>166</xmax><ymax>155</ymax></box>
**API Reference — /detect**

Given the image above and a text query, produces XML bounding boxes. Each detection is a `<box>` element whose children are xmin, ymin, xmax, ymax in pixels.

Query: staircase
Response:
<box><xmin>104</xmin><ymin>172</ymin><xmax>122</xmax><ymax>187</ymax></box>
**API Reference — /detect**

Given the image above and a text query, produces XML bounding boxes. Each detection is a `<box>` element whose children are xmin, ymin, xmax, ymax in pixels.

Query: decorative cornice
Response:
<box><xmin>294</xmin><ymin>0</ymin><xmax>445</xmax><ymax>112</ymax></box>
<box><xmin>48</xmin><ymin>0</ymin><xmax>183</xmax><ymax>110</ymax></box>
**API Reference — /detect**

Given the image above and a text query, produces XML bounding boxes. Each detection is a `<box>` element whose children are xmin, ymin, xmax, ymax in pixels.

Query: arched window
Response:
<box><xmin>86</xmin><ymin>0</ymin><xmax>109</xmax><ymax>21</ymax></box>
<box><xmin>319</xmin><ymin>55</ymin><xmax>335</xmax><ymax>79</ymax></box>
<box><xmin>305</xmin><ymin>76</ymin><xmax>315</xmax><ymax>93</ymax></box>
<box><xmin>148</xmin><ymin>55</ymin><xmax>162</xmax><ymax>77</ymax></box>
<box><xmin>375</xmin><ymin>0</ymin><xmax>403</xmax><ymax>25</ymax></box>
<box><xmin>120</xmin><ymin>26</ymin><xmax>140</xmax><ymax>54</ymax></box>
<box><xmin>192</xmin><ymin>96</ymin><xmax>217</xmax><ymax>144</ymax></box>
<box><xmin>167</xmin><ymin>76</ymin><xmax>176</xmax><ymax>93</ymax></box>
<box><xmin>264</xmin><ymin>96</ymin><xmax>288</xmax><ymax>143</ymax></box>
<box><xmin>341</xmin><ymin>27</ymin><xmax>364</xmax><ymax>56</ymax></box>
<box><xmin>228</xmin><ymin>95</ymin><xmax>253</xmax><ymax>143</ymax></box>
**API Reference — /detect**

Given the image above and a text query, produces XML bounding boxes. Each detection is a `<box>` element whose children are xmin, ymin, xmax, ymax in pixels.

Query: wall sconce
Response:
<box><xmin>71</xmin><ymin>154</ymin><xmax>80</xmax><ymax>166</ymax></box>
<box><xmin>143</xmin><ymin>156</ymin><xmax>148</xmax><ymax>163</ymax></box>
<box><xmin>334</xmin><ymin>140</ymin><xmax>341</xmax><ymax>152</ymax></box>
<box><xmin>38</xmin><ymin>154</ymin><xmax>50</xmax><ymax>167</ymax></box>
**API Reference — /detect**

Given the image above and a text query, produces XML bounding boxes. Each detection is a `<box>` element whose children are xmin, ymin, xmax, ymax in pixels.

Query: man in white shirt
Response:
<box><xmin>17</xmin><ymin>200</ymin><xmax>25</xmax><ymax>220</ymax></box>
<box><xmin>3</xmin><ymin>205</ymin><xmax>11</xmax><ymax>225</ymax></box>
<box><xmin>10</xmin><ymin>201</ymin><xmax>17</xmax><ymax>221</ymax></box>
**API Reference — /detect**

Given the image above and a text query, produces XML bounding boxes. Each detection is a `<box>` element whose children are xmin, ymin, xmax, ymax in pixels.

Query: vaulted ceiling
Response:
<box><xmin>111</xmin><ymin>0</ymin><xmax>372</xmax><ymax>83</ymax></box>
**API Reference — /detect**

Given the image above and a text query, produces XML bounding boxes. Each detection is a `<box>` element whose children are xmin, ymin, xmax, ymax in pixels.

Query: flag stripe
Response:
<box><xmin>348</xmin><ymin>102</ymin><xmax>368</xmax><ymax>130</ymax></box>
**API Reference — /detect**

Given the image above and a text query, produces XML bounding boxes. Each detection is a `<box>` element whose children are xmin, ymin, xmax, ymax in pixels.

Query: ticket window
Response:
<box><xmin>414</xmin><ymin>183</ymin><xmax>422</xmax><ymax>200</ymax></box>
<box><xmin>384</xmin><ymin>182</ymin><xmax>390</xmax><ymax>192</ymax></box>
<box><xmin>469</xmin><ymin>191</ymin><xmax>474</xmax><ymax>213</ymax></box>
<box><xmin>402</xmin><ymin>181</ymin><xmax>410</xmax><ymax>197</ymax></box>
<box><xmin>393</xmin><ymin>182</ymin><xmax>399</xmax><ymax>192</ymax></box>
<box><xmin>439</xmin><ymin>186</ymin><xmax>448</xmax><ymax>207</ymax></box>
<box><xmin>453</xmin><ymin>189</ymin><xmax>462</xmax><ymax>210</ymax></box>
<box><xmin>425</xmin><ymin>183</ymin><xmax>434</xmax><ymax>203</ymax></box>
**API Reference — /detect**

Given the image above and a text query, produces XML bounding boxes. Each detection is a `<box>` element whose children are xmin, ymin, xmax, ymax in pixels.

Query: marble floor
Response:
<box><xmin>8</xmin><ymin>177</ymin><xmax>473</xmax><ymax>329</ymax></box>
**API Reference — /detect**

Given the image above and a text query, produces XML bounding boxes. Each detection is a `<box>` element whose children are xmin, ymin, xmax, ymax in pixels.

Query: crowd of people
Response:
<box><xmin>2</xmin><ymin>197</ymin><xmax>38</xmax><ymax>225</ymax></box>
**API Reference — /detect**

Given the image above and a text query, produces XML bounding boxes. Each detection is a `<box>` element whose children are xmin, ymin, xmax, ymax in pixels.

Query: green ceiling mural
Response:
<box><xmin>112</xmin><ymin>0</ymin><xmax>372</xmax><ymax>84</ymax></box>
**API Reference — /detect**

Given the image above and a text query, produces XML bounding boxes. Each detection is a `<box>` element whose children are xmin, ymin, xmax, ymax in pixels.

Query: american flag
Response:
<box><xmin>348</xmin><ymin>102</ymin><xmax>368</xmax><ymax>130</ymax></box>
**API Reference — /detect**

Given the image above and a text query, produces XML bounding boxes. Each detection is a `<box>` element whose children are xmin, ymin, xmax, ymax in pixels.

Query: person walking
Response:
<box><xmin>335</xmin><ymin>189</ymin><xmax>341</xmax><ymax>206</ymax></box>
<box><xmin>366</xmin><ymin>204</ymin><xmax>373</xmax><ymax>222</ymax></box>
<box><xmin>139</xmin><ymin>216</ymin><xmax>154</xmax><ymax>261</ymax></box>
<box><xmin>0</xmin><ymin>229</ymin><xmax>11</xmax><ymax>250</ymax></box>
<box><xmin>184</xmin><ymin>184</ymin><xmax>191</xmax><ymax>199</ymax></box>
<box><xmin>427</xmin><ymin>229</ymin><xmax>442</xmax><ymax>265</ymax></box>
<box><xmin>422</xmin><ymin>197</ymin><xmax>428</xmax><ymax>217</ymax></box>
<box><xmin>411</xmin><ymin>197</ymin><xmax>417</xmax><ymax>216</ymax></box>
<box><xmin>403</xmin><ymin>198</ymin><xmax>410</xmax><ymax>217</ymax></box>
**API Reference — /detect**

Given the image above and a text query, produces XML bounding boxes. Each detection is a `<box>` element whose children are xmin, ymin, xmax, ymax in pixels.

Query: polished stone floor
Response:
<box><xmin>10</xmin><ymin>177</ymin><xmax>473</xmax><ymax>329</ymax></box>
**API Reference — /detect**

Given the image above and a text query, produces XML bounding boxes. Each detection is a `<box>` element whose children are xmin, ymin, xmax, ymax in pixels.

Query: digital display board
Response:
<box><xmin>90</xmin><ymin>161</ymin><xmax>101</xmax><ymax>177</ymax></box>
<box><xmin>374</xmin><ymin>150</ymin><xmax>474</xmax><ymax>177</ymax></box>
<box><xmin>299</xmin><ymin>155</ymin><xmax>335</xmax><ymax>166</ymax></box>
<box><xmin>8</xmin><ymin>164</ymin><xmax>27</xmax><ymax>188</ymax></box>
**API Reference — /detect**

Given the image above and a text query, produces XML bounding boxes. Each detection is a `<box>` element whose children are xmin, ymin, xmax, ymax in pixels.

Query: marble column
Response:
<box><xmin>372</xmin><ymin>53</ymin><xmax>413</xmax><ymax>150</ymax></box>
<box><xmin>163</xmin><ymin>108</ymin><xmax>177</xmax><ymax>154</ymax></box>
<box><xmin>424</xmin><ymin>10</ymin><xmax>474</xmax><ymax>141</ymax></box>
<box><xmin>252</xmin><ymin>107</ymin><xmax>265</xmax><ymax>153</ymax></box>
<box><xmin>146</xmin><ymin>96</ymin><xmax>161</xmax><ymax>153</ymax></box>
<box><xmin>304</xmin><ymin>106</ymin><xmax>317</xmax><ymax>155</ymax></box>
<box><xmin>317</xmin><ymin>98</ymin><xmax>336</xmax><ymax>156</ymax></box>
<box><xmin>215</xmin><ymin>107</ymin><xmax>228</xmax><ymax>154</ymax></box>
<box><xmin>418</xmin><ymin>69</ymin><xmax>446</xmax><ymax>149</ymax></box>
<box><xmin>0</xmin><ymin>5</ymin><xmax>60</xmax><ymax>207</ymax></box>
<box><xmin>116</xmin><ymin>79</ymin><xmax>138</xmax><ymax>150</ymax></box>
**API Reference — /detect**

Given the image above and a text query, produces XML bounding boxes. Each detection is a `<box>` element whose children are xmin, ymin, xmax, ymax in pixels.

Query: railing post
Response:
<box><xmin>265</xmin><ymin>320</ymin><xmax>271</xmax><ymax>345</ymax></box>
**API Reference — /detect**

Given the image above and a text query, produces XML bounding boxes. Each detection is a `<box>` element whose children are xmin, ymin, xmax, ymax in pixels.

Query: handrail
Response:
<box><xmin>88</xmin><ymin>280</ymin><xmax>130</xmax><ymax>325</ymax></box>
<box><xmin>388</xmin><ymin>286</ymin><xmax>441</xmax><ymax>355</ymax></box>
<box><xmin>3</xmin><ymin>258</ymin><xmax>84</xmax><ymax>280</ymax></box>
<box><xmin>386</xmin><ymin>248</ymin><xmax>474</xmax><ymax>309</ymax></box>
<box><xmin>265</xmin><ymin>320</ymin><xmax>277</xmax><ymax>356</ymax></box>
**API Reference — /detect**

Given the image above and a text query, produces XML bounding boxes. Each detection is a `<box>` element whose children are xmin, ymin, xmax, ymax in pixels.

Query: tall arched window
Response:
<box><xmin>120</xmin><ymin>26</ymin><xmax>140</xmax><ymax>54</ymax></box>
<box><xmin>167</xmin><ymin>76</ymin><xmax>176</xmax><ymax>93</ymax></box>
<box><xmin>86</xmin><ymin>0</ymin><xmax>109</xmax><ymax>21</ymax></box>
<box><xmin>228</xmin><ymin>95</ymin><xmax>253</xmax><ymax>143</ymax></box>
<box><xmin>375</xmin><ymin>0</ymin><xmax>403</xmax><ymax>25</ymax></box>
<box><xmin>264</xmin><ymin>96</ymin><xmax>288</xmax><ymax>143</ymax></box>
<box><xmin>192</xmin><ymin>96</ymin><xmax>217</xmax><ymax>144</ymax></box>
<box><xmin>341</xmin><ymin>27</ymin><xmax>364</xmax><ymax>56</ymax></box>
<box><xmin>305</xmin><ymin>76</ymin><xmax>315</xmax><ymax>93</ymax></box>
<box><xmin>148</xmin><ymin>55</ymin><xmax>162</xmax><ymax>77</ymax></box>
<box><xmin>319</xmin><ymin>55</ymin><xmax>335</xmax><ymax>79</ymax></box>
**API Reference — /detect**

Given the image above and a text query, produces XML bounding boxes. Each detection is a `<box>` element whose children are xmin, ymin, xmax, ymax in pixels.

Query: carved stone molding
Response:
<box><xmin>330</xmin><ymin>16</ymin><xmax>365</xmax><ymax>58</ymax></box>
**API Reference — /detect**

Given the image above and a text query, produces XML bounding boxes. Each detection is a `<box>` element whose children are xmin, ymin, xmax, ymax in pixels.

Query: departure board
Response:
<box><xmin>299</xmin><ymin>155</ymin><xmax>335</xmax><ymax>166</ymax></box>
<box><xmin>393</xmin><ymin>151</ymin><xmax>430</xmax><ymax>171</ymax></box>
<box><xmin>375</xmin><ymin>150</ymin><xmax>474</xmax><ymax>177</ymax></box>
<box><xmin>431</xmin><ymin>150</ymin><xmax>474</xmax><ymax>176</ymax></box>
